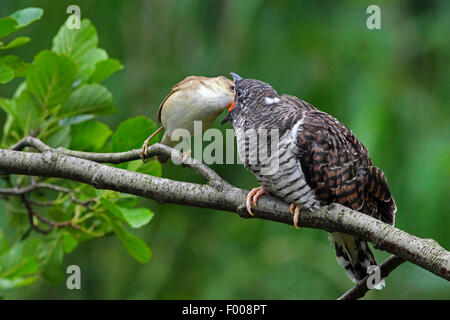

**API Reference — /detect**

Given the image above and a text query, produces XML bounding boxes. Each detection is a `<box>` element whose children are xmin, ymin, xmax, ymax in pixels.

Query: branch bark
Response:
<box><xmin>0</xmin><ymin>138</ymin><xmax>449</xmax><ymax>298</ymax></box>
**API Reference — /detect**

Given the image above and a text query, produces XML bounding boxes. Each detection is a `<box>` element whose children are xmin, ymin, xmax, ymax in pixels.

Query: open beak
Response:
<box><xmin>221</xmin><ymin>111</ymin><xmax>232</xmax><ymax>124</ymax></box>
<box><xmin>221</xmin><ymin>93</ymin><xmax>235</xmax><ymax>125</ymax></box>
<box><xmin>221</xmin><ymin>72</ymin><xmax>242</xmax><ymax>125</ymax></box>
<box><xmin>228</xmin><ymin>99</ymin><xmax>235</xmax><ymax>113</ymax></box>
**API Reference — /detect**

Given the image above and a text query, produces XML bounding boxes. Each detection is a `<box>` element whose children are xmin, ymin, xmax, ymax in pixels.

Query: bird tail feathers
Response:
<box><xmin>329</xmin><ymin>232</ymin><xmax>385</xmax><ymax>290</ymax></box>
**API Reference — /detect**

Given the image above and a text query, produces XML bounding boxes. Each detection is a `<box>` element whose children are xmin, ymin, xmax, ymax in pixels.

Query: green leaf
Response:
<box><xmin>0</xmin><ymin>228</ymin><xmax>9</xmax><ymax>255</ymax></box>
<box><xmin>100</xmin><ymin>198</ymin><xmax>126</xmax><ymax>220</ymax></box>
<box><xmin>0</xmin><ymin>36</ymin><xmax>31</xmax><ymax>50</ymax></box>
<box><xmin>0</xmin><ymin>238</ymin><xmax>39</xmax><ymax>279</ymax></box>
<box><xmin>59</xmin><ymin>83</ymin><xmax>116</xmax><ymax>118</ymax></box>
<box><xmin>59</xmin><ymin>114</ymin><xmax>95</xmax><ymax>126</ymax></box>
<box><xmin>76</xmin><ymin>48</ymin><xmax>107</xmax><ymax>80</ymax></box>
<box><xmin>110</xmin><ymin>219</ymin><xmax>152</xmax><ymax>263</ymax></box>
<box><xmin>101</xmin><ymin>198</ymin><xmax>154</xmax><ymax>229</ymax></box>
<box><xmin>26</xmin><ymin>50</ymin><xmax>77</xmax><ymax>110</ymax></box>
<box><xmin>70</xmin><ymin>120</ymin><xmax>112</xmax><ymax>151</ymax></box>
<box><xmin>52</xmin><ymin>19</ymin><xmax>107</xmax><ymax>79</ymax></box>
<box><xmin>10</xmin><ymin>7</ymin><xmax>43</xmax><ymax>28</ymax></box>
<box><xmin>111</xmin><ymin>116</ymin><xmax>160</xmax><ymax>152</ymax></box>
<box><xmin>119</xmin><ymin>207</ymin><xmax>154</xmax><ymax>229</ymax></box>
<box><xmin>13</xmin><ymin>80</ymin><xmax>27</xmax><ymax>98</ymax></box>
<box><xmin>3</xmin><ymin>197</ymin><xmax>31</xmax><ymax>237</ymax></box>
<box><xmin>61</xmin><ymin>230</ymin><xmax>78</xmax><ymax>254</ymax></box>
<box><xmin>115</xmin><ymin>196</ymin><xmax>138</xmax><ymax>209</ymax></box>
<box><xmin>1</xmin><ymin>113</ymin><xmax>15</xmax><ymax>146</ymax></box>
<box><xmin>0</xmin><ymin>276</ymin><xmax>38</xmax><ymax>290</ymax></box>
<box><xmin>127</xmin><ymin>159</ymin><xmax>162</xmax><ymax>177</ymax></box>
<box><xmin>0</xmin><ymin>64</ymin><xmax>14</xmax><ymax>84</ymax></box>
<box><xmin>0</xmin><ymin>8</ymin><xmax>43</xmax><ymax>40</ymax></box>
<box><xmin>15</xmin><ymin>92</ymin><xmax>41</xmax><ymax>133</ymax></box>
<box><xmin>0</xmin><ymin>92</ymin><xmax>41</xmax><ymax>134</ymax></box>
<box><xmin>37</xmin><ymin>233</ymin><xmax>65</xmax><ymax>285</ymax></box>
<box><xmin>46</xmin><ymin>124</ymin><xmax>71</xmax><ymax>148</ymax></box>
<box><xmin>89</xmin><ymin>58</ymin><xmax>123</xmax><ymax>83</ymax></box>
<box><xmin>0</xmin><ymin>55</ymin><xmax>30</xmax><ymax>77</ymax></box>
<box><xmin>0</xmin><ymin>18</ymin><xmax>17</xmax><ymax>39</ymax></box>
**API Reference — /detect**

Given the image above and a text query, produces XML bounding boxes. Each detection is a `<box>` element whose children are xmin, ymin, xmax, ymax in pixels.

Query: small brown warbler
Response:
<box><xmin>142</xmin><ymin>75</ymin><xmax>234</xmax><ymax>162</ymax></box>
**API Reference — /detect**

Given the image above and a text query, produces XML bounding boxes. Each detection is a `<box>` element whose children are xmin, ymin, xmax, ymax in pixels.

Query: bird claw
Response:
<box><xmin>141</xmin><ymin>126</ymin><xmax>164</xmax><ymax>162</ymax></box>
<box><xmin>246</xmin><ymin>186</ymin><xmax>268</xmax><ymax>216</ymax></box>
<box><xmin>140</xmin><ymin>139</ymin><xmax>151</xmax><ymax>162</ymax></box>
<box><xmin>289</xmin><ymin>203</ymin><xmax>301</xmax><ymax>229</ymax></box>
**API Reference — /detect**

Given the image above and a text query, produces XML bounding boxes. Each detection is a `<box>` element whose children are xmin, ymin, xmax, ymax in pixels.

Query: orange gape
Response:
<box><xmin>228</xmin><ymin>92</ymin><xmax>235</xmax><ymax>112</ymax></box>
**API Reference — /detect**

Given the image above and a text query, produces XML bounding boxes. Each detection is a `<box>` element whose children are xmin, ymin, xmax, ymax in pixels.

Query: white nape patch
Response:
<box><xmin>264</xmin><ymin>97</ymin><xmax>281</xmax><ymax>105</ymax></box>
<box><xmin>291</xmin><ymin>118</ymin><xmax>304</xmax><ymax>141</ymax></box>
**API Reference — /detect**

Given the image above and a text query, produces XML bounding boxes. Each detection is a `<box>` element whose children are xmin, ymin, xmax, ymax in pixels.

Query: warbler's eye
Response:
<box><xmin>229</xmin><ymin>84</ymin><xmax>235</xmax><ymax>91</ymax></box>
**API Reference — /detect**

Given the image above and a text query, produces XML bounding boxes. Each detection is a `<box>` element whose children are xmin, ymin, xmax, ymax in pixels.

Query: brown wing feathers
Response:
<box><xmin>364</xmin><ymin>166</ymin><xmax>397</xmax><ymax>225</ymax></box>
<box><xmin>295</xmin><ymin>110</ymin><xmax>396</xmax><ymax>224</ymax></box>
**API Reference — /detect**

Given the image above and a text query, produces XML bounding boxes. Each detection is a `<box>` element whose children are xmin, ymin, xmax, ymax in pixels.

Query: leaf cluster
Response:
<box><xmin>0</xmin><ymin>8</ymin><xmax>162</xmax><ymax>291</ymax></box>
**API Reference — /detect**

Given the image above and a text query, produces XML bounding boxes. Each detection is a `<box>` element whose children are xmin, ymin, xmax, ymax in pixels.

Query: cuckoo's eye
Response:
<box><xmin>237</xmin><ymin>88</ymin><xmax>245</xmax><ymax>100</ymax></box>
<box><xmin>229</xmin><ymin>84</ymin><xmax>235</xmax><ymax>91</ymax></box>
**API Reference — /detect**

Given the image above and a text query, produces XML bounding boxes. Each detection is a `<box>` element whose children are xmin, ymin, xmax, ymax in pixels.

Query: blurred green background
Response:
<box><xmin>0</xmin><ymin>0</ymin><xmax>449</xmax><ymax>299</ymax></box>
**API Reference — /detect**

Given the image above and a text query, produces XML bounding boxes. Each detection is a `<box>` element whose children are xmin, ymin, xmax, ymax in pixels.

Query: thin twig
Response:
<box><xmin>57</xmin><ymin>147</ymin><xmax>142</xmax><ymax>164</ymax></box>
<box><xmin>59</xmin><ymin>143</ymin><xmax>231</xmax><ymax>189</ymax></box>
<box><xmin>20</xmin><ymin>194</ymin><xmax>81</xmax><ymax>234</ymax></box>
<box><xmin>143</xmin><ymin>143</ymin><xmax>232</xmax><ymax>189</ymax></box>
<box><xmin>28</xmin><ymin>199</ymin><xmax>60</xmax><ymax>206</ymax></box>
<box><xmin>0</xmin><ymin>182</ymin><xmax>96</xmax><ymax>206</ymax></box>
<box><xmin>10</xmin><ymin>136</ymin><xmax>49</xmax><ymax>152</ymax></box>
<box><xmin>21</xmin><ymin>195</ymin><xmax>52</xmax><ymax>234</ymax></box>
<box><xmin>32</xmin><ymin>183</ymin><xmax>96</xmax><ymax>206</ymax></box>
<box><xmin>338</xmin><ymin>255</ymin><xmax>406</xmax><ymax>300</ymax></box>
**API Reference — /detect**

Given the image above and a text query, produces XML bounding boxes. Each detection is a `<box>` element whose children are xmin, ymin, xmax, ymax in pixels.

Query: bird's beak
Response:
<box><xmin>221</xmin><ymin>94</ymin><xmax>234</xmax><ymax>124</ymax></box>
<box><xmin>230</xmin><ymin>72</ymin><xmax>242</xmax><ymax>82</ymax></box>
<box><xmin>222</xmin><ymin>72</ymin><xmax>241</xmax><ymax>125</ymax></box>
<box><xmin>222</xmin><ymin>86</ymin><xmax>237</xmax><ymax>125</ymax></box>
<box><xmin>228</xmin><ymin>93</ymin><xmax>236</xmax><ymax>112</ymax></box>
<box><xmin>221</xmin><ymin>111</ymin><xmax>232</xmax><ymax>125</ymax></box>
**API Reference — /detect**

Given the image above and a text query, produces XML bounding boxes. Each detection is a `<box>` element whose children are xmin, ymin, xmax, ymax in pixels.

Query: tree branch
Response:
<box><xmin>57</xmin><ymin>141</ymin><xmax>230</xmax><ymax>189</ymax></box>
<box><xmin>0</xmin><ymin>181</ymin><xmax>96</xmax><ymax>206</ymax></box>
<box><xmin>11</xmin><ymin>136</ymin><xmax>229</xmax><ymax>188</ymax></box>
<box><xmin>0</xmin><ymin>138</ymin><xmax>449</xmax><ymax>298</ymax></box>
<box><xmin>337</xmin><ymin>255</ymin><xmax>406</xmax><ymax>300</ymax></box>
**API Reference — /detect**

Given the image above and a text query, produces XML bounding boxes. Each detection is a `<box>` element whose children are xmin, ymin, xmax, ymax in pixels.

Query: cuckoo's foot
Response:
<box><xmin>246</xmin><ymin>186</ymin><xmax>268</xmax><ymax>216</ymax></box>
<box><xmin>140</xmin><ymin>126</ymin><xmax>164</xmax><ymax>161</ymax></box>
<box><xmin>289</xmin><ymin>203</ymin><xmax>301</xmax><ymax>229</ymax></box>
